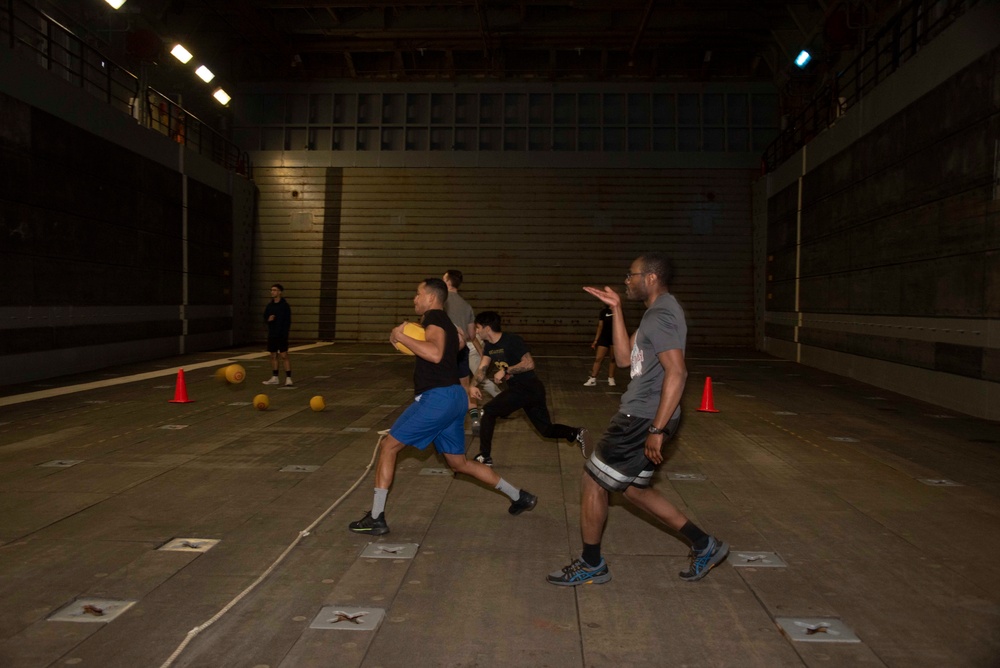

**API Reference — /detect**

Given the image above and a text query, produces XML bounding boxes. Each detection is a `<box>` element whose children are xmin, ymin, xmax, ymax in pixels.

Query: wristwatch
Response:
<box><xmin>647</xmin><ymin>425</ymin><xmax>666</xmax><ymax>435</ymax></box>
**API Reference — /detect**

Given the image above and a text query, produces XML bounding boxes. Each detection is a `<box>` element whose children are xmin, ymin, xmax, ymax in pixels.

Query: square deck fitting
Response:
<box><xmin>161</xmin><ymin>424</ymin><xmax>189</xmax><ymax>430</ymax></box>
<box><xmin>39</xmin><ymin>460</ymin><xmax>83</xmax><ymax>468</ymax></box>
<box><xmin>310</xmin><ymin>606</ymin><xmax>384</xmax><ymax>631</ymax></box>
<box><xmin>360</xmin><ymin>542</ymin><xmax>419</xmax><ymax>559</ymax></box>
<box><xmin>48</xmin><ymin>598</ymin><xmax>136</xmax><ymax>623</ymax></box>
<box><xmin>314</xmin><ymin>375</ymin><xmax>331</xmax><ymax>379</ymax></box>
<box><xmin>828</xmin><ymin>436</ymin><xmax>859</xmax><ymax>442</ymax></box>
<box><xmin>918</xmin><ymin>478</ymin><xmax>963</xmax><ymax>487</ymax></box>
<box><xmin>153</xmin><ymin>385</ymin><xmax>173</xmax><ymax>389</ymax></box>
<box><xmin>419</xmin><ymin>468</ymin><xmax>453</xmax><ymax>476</ymax></box>
<box><xmin>379</xmin><ymin>404</ymin><xmax>398</xmax><ymax>408</ymax></box>
<box><xmin>775</xmin><ymin>617</ymin><xmax>860</xmax><ymax>643</ymax></box>
<box><xmin>83</xmin><ymin>400</ymin><xmax>108</xmax><ymax>404</ymax></box>
<box><xmin>865</xmin><ymin>396</ymin><xmax>886</xmax><ymax>401</ymax></box>
<box><xmin>926</xmin><ymin>414</ymin><xmax>956</xmax><ymax>419</ymax></box>
<box><xmin>280</xmin><ymin>464</ymin><xmax>319</xmax><ymax>473</ymax></box>
<box><xmin>730</xmin><ymin>551</ymin><xmax>787</xmax><ymax>568</ymax></box>
<box><xmin>228</xmin><ymin>402</ymin><xmax>251</xmax><ymax>406</ymax></box>
<box><xmin>667</xmin><ymin>472</ymin><xmax>706</xmax><ymax>481</ymax></box>
<box><xmin>735</xmin><ymin>394</ymin><xmax>756</xmax><ymax>397</ymax></box>
<box><xmin>773</xmin><ymin>411</ymin><xmax>797</xmax><ymax>416</ymax></box>
<box><xmin>340</xmin><ymin>427</ymin><xmax>370</xmax><ymax>433</ymax></box>
<box><xmin>159</xmin><ymin>538</ymin><xmax>220</xmax><ymax>553</ymax></box>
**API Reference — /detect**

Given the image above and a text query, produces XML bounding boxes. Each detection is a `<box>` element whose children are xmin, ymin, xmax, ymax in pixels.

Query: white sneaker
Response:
<box><xmin>285</xmin><ymin>377</ymin><xmax>293</xmax><ymax>386</ymax></box>
<box><xmin>583</xmin><ymin>377</ymin><xmax>597</xmax><ymax>387</ymax></box>
<box><xmin>607</xmin><ymin>378</ymin><xmax>616</xmax><ymax>387</ymax></box>
<box><xmin>262</xmin><ymin>377</ymin><xmax>279</xmax><ymax>385</ymax></box>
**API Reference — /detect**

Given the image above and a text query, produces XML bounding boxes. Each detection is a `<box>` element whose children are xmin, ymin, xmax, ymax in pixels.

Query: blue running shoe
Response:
<box><xmin>679</xmin><ymin>536</ymin><xmax>729</xmax><ymax>581</ymax></box>
<box><xmin>547</xmin><ymin>557</ymin><xmax>611</xmax><ymax>586</ymax></box>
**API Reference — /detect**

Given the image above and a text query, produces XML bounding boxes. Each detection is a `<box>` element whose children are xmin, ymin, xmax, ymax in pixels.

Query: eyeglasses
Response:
<box><xmin>625</xmin><ymin>271</ymin><xmax>650</xmax><ymax>281</ymax></box>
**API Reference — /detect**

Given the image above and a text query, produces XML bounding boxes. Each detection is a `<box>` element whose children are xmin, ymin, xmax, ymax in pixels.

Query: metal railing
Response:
<box><xmin>1</xmin><ymin>0</ymin><xmax>251</xmax><ymax>177</ymax></box>
<box><xmin>761</xmin><ymin>0</ymin><xmax>978</xmax><ymax>173</ymax></box>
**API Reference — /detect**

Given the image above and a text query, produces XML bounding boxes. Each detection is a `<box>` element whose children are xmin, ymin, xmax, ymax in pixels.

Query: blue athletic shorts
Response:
<box><xmin>390</xmin><ymin>384</ymin><xmax>467</xmax><ymax>455</ymax></box>
<box><xmin>585</xmin><ymin>411</ymin><xmax>681</xmax><ymax>492</ymax></box>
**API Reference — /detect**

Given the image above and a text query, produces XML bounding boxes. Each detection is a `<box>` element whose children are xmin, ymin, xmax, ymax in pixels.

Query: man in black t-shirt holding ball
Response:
<box><xmin>349</xmin><ymin>280</ymin><xmax>538</xmax><ymax>536</ymax></box>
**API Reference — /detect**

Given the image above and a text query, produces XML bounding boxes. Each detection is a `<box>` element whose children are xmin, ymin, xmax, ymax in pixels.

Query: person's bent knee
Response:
<box><xmin>380</xmin><ymin>435</ymin><xmax>406</xmax><ymax>453</ymax></box>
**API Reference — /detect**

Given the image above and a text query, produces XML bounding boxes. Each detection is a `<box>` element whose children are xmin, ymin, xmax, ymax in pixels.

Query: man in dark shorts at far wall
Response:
<box><xmin>469</xmin><ymin>311</ymin><xmax>590</xmax><ymax>467</ymax></box>
<box><xmin>547</xmin><ymin>252</ymin><xmax>729</xmax><ymax>586</ymax></box>
<box><xmin>262</xmin><ymin>283</ymin><xmax>292</xmax><ymax>386</ymax></box>
<box><xmin>348</xmin><ymin>278</ymin><xmax>538</xmax><ymax>536</ymax></box>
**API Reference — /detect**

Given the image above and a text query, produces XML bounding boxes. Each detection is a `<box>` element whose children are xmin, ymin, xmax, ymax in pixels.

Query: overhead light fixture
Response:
<box><xmin>795</xmin><ymin>50</ymin><xmax>812</xmax><ymax>68</ymax></box>
<box><xmin>195</xmin><ymin>65</ymin><xmax>215</xmax><ymax>82</ymax></box>
<box><xmin>170</xmin><ymin>44</ymin><xmax>193</xmax><ymax>63</ymax></box>
<box><xmin>104</xmin><ymin>0</ymin><xmax>127</xmax><ymax>8</ymax></box>
<box><xmin>212</xmin><ymin>88</ymin><xmax>231</xmax><ymax>106</ymax></box>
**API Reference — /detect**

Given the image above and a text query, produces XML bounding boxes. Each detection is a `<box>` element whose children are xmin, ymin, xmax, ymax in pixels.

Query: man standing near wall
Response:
<box><xmin>547</xmin><ymin>252</ymin><xmax>729</xmax><ymax>586</ymax></box>
<box><xmin>262</xmin><ymin>283</ymin><xmax>292</xmax><ymax>386</ymax></box>
<box><xmin>348</xmin><ymin>278</ymin><xmax>537</xmax><ymax>536</ymax></box>
<box><xmin>469</xmin><ymin>311</ymin><xmax>590</xmax><ymax>466</ymax></box>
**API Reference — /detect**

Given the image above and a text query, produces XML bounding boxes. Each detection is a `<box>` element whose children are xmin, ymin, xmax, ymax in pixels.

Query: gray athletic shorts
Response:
<box><xmin>585</xmin><ymin>411</ymin><xmax>681</xmax><ymax>492</ymax></box>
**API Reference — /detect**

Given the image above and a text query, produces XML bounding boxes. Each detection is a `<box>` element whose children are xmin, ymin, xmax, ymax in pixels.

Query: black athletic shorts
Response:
<box><xmin>267</xmin><ymin>337</ymin><xmax>289</xmax><ymax>353</ymax></box>
<box><xmin>585</xmin><ymin>411</ymin><xmax>681</xmax><ymax>492</ymax></box>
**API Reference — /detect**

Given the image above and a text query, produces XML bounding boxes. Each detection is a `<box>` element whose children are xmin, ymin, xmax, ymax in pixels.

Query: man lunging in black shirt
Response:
<box><xmin>470</xmin><ymin>311</ymin><xmax>591</xmax><ymax>466</ymax></box>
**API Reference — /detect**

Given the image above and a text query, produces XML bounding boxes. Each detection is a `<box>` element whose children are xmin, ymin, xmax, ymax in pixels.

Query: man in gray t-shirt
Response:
<box><xmin>444</xmin><ymin>270</ymin><xmax>499</xmax><ymax>407</ymax></box>
<box><xmin>547</xmin><ymin>252</ymin><xmax>729</xmax><ymax>588</ymax></box>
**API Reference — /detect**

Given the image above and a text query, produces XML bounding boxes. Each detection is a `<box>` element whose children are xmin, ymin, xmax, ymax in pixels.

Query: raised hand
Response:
<box><xmin>583</xmin><ymin>286</ymin><xmax>622</xmax><ymax>309</ymax></box>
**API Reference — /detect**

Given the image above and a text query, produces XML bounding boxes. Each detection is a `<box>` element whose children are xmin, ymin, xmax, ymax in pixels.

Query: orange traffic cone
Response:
<box><xmin>696</xmin><ymin>376</ymin><xmax>719</xmax><ymax>413</ymax></box>
<box><xmin>169</xmin><ymin>369</ymin><xmax>193</xmax><ymax>403</ymax></box>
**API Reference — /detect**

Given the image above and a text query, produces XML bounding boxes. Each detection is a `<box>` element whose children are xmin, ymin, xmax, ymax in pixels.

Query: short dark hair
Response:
<box><xmin>422</xmin><ymin>277</ymin><xmax>449</xmax><ymax>304</ymax></box>
<box><xmin>445</xmin><ymin>269</ymin><xmax>464</xmax><ymax>289</ymax></box>
<box><xmin>475</xmin><ymin>310</ymin><xmax>502</xmax><ymax>332</ymax></box>
<box><xmin>637</xmin><ymin>253</ymin><xmax>673</xmax><ymax>287</ymax></box>
<box><xmin>271</xmin><ymin>283</ymin><xmax>284</xmax><ymax>292</ymax></box>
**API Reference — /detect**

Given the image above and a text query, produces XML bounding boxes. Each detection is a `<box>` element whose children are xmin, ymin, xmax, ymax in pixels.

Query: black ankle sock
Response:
<box><xmin>582</xmin><ymin>543</ymin><xmax>601</xmax><ymax>567</ymax></box>
<box><xmin>679</xmin><ymin>521</ymin><xmax>709</xmax><ymax>550</ymax></box>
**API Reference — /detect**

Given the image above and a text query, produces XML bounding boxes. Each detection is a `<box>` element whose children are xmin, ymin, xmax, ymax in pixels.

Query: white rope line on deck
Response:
<box><xmin>158</xmin><ymin>429</ymin><xmax>387</xmax><ymax>668</ymax></box>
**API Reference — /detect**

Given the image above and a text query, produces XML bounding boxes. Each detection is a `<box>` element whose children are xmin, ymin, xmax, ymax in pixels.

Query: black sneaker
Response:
<box><xmin>348</xmin><ymin>511</ymin><xmax>389</xmax><ymax>535</ymax></box>
<box><xmin>547</xmin><ymin>557</ymin><xmax>611</xmax><ymax>586</ymax></box>
<box><xmin>573</xmin><ymin>428</ymin><xmax>593</xmax><ymax>459</ymax></box>
<box><xmin>474</xmin><ymin>453</ymin><xmax>493</xmax><ymax>467</ymax></box>
<box><xmin>679</xmin><ymin>536</ymin><xmax>729</xmax><ymax>581</ymax></box>
<box><xmin>508</xmin><ymin>489</ymin><xmax>537</xmax><ymax>515</ymax></box>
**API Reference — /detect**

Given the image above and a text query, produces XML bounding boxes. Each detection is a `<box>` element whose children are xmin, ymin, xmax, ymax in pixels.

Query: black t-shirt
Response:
<box><xmin>482</xmin><ymin>332</ymin><xmax>537</xmax><ymax>387</ymax></box>
<box><xmin>264</xmin><ymin>299</ymin><xmax>291</xmax><ymax>338</ymax></box>
<box><xmin>414</xmin><ymin>309</ymin><xmax>460</xmax><ymax>395</ymax></box>
<box><xmin>596</xmin><ymin>306</ymin><xmax>614</xmax><ymax>346</ymax></box>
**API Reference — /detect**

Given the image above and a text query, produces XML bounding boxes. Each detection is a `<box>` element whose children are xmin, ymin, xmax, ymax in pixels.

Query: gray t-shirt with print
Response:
<box><xmin>619</xmin><ymin>293</ymin><xmax>687</xmax><ymax>419</ymax></box>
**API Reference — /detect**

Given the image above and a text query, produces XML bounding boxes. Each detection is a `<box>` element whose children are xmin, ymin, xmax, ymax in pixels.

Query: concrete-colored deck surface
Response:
<box><xmin>1</xmin><ymin>343</ymin><xmax>998</xmax><ymax>667</ymax></box>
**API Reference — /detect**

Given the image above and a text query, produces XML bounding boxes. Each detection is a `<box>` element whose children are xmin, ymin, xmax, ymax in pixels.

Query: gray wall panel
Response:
<box><xmin>757</xmin><ymin>2</ymin><xmax>1000</xmax><ymax>419</ymax></box>
<box><xmin>252</xmin><ymin>165</ymin><xmax>755</xmax><ymax>346</ymax></box>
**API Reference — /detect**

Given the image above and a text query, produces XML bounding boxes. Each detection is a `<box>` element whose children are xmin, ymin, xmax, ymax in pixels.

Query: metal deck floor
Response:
<box><xmin>1</xmin><ymin>343</ymin><xmax>998</xmax><ymax>667</ymax></box>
